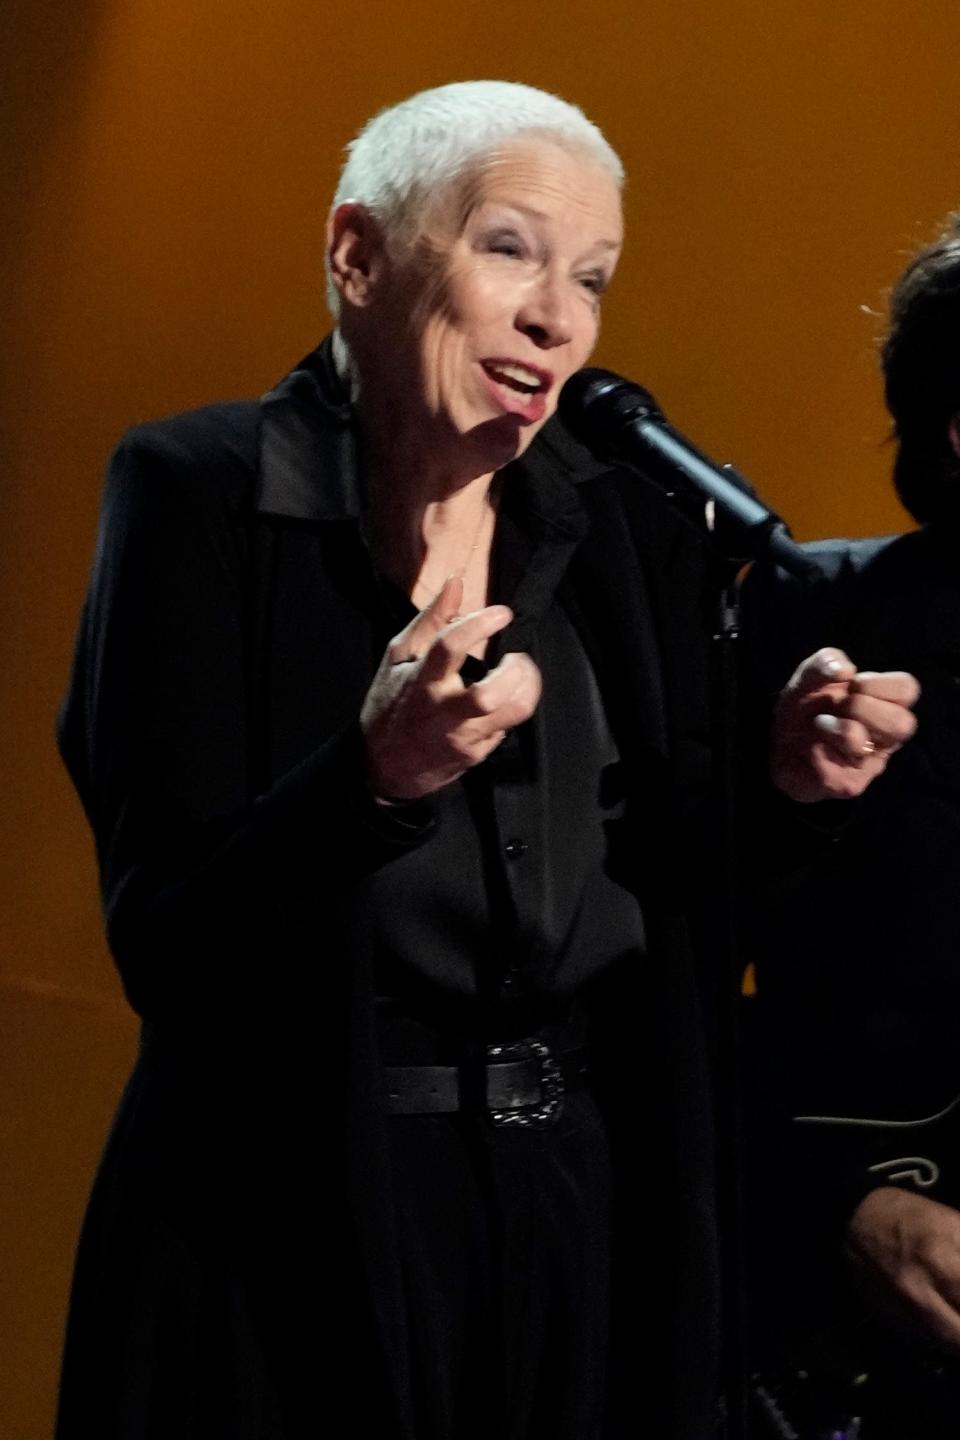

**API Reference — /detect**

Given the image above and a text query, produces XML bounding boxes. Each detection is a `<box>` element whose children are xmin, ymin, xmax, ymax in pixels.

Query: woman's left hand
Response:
<box><xmin>771</xmin><ymin>648</ymin><xmax>920</xmax><ymax>803</ymax></box>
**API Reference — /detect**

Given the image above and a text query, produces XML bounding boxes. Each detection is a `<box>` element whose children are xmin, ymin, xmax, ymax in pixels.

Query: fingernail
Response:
<box><xmin>813</xmin><ymin>713</ymin><xmax>841</xmax><ymax>734</ymax></box>
<box><xmin>822</xmin><ymin>657</ymin><xmax>845</xmax><ymax>677</ymax></box>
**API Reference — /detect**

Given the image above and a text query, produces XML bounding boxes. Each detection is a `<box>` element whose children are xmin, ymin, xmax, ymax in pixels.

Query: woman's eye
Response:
<box><xmin>485</xmin><ymin>233</ymin><xmax>525</xmax><ymax>258</ymax></box>
<box><xmin>578</xmin><ymin>272</ymin><xmax>606</xmax><ymax>296</ymax></box>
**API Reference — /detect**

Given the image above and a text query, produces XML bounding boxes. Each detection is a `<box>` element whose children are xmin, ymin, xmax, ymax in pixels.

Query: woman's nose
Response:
<box><xmin>515</xmin><ymin>274</ymin><xmax>574</xmax><ymax>349</ymax></box>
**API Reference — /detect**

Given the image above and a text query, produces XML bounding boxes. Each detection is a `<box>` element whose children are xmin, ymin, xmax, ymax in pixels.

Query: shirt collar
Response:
<box><xmin>257</xmin><ymin>335</ymin><xmax>361</xmax><ymax>521</ymax></box>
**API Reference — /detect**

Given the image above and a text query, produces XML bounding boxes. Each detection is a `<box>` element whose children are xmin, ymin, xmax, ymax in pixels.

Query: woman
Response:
<box><xmin>56</xmin><ymin>81</ymin><xmax>914</xmax><ymax>1440</ymax></box>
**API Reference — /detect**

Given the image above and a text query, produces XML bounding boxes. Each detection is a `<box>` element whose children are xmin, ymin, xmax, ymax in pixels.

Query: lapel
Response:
<box><xmin>565</xmin><ymin>475</ymin><xmax>670</xmax><ymax>759</ymax></box>
<box><xmin>257</xmin><ymin>337</ymin><xmax>361</xmax><ymax>523</ymax></box>
<box><xmin>252</xmin><ymin>341</ymin><xmax>381</xmax><ymax>784</ymax></box>
<box><xmin>527</xmin><ymin>421</ymin><xmax>671</xmax><ymax>762</ymax></box>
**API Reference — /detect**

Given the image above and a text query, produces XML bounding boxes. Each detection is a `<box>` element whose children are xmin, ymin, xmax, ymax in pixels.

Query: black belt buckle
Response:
<box><xmin>485</xmin><ymin>1037</ymin><xmax>564</xmax><ymax>1129</ymax></box>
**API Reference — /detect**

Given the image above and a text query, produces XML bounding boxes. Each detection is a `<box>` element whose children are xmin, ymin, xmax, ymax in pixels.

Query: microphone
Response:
<box><xmin>558</xmin><ymin>368</ymin><xmax>820</xmax><ymax>581</ymax></box>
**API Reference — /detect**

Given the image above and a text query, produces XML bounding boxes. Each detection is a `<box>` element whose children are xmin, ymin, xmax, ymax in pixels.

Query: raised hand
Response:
<box><xmin>771</xmin><ymin>648</ymin><xmax>919</xmax><ymax>803</ymax></box>
<box><xmin>361</xmin><ymin>576</ymin><xmax>542</xmax><ymax>800</ymax></box>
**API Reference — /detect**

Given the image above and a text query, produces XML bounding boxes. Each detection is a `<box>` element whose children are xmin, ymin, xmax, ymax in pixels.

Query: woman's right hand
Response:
<box><xmin>360</xmin><ymin>577</ymin><xmax>542</xmax><ymax>800</ymax></box>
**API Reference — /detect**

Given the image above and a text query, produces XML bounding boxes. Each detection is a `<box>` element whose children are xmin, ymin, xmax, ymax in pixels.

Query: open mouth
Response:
<box><xmin>481</xmin><ymin>360</ymin><xmax>550</xmax><ymax>396</ymax></box>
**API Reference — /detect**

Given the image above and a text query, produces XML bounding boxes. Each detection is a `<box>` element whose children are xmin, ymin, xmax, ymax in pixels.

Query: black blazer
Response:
<box><xmin>57</xmin><ymin>342</ymin><xmax>720</xmax><ymax>1439</ymax></box>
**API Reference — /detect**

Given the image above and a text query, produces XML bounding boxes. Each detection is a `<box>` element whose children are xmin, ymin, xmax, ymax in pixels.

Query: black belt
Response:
<box><xmin>382</xmin><ymin>1037</ymin><xmax>589</xmax><ymax>1128</ymax></box>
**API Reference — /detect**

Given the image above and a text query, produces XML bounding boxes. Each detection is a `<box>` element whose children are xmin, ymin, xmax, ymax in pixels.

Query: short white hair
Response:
<box><xmin>325</xmin><ymin>80</ymin><xmax>624</xmax><ymax>314</ymax></box>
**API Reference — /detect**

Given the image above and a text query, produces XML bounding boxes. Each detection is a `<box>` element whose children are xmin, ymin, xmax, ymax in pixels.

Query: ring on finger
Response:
<box><xmin>859</xmin><ymin>738</ymin><xmax>877</xmax><ymax>759</ymax></box>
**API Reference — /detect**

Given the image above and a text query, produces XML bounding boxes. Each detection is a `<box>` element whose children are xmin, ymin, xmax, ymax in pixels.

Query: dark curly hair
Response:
<box><xmin>882</xmin><ymin>215</ymin><xmax>960</xmax><ymax>522</ymax></box>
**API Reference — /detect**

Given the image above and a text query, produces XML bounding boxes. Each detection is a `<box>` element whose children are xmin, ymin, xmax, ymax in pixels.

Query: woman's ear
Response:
<box><xmin>327</xmin><ymin>202</ymin><xmax>388</xmax><ymax>308</ymax></box>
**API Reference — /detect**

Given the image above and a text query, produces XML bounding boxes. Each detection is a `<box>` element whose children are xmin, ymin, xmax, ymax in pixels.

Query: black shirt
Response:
<box><xmin>366</xmin><ymin>453</ymin><xmax>647</xmax><ymax>1042</ymax></box>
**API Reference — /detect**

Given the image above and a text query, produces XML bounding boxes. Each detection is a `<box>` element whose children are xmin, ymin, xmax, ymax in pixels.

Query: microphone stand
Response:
<box><xmin>557</xmin><ymin>368</ymin><xmax>818</xmax><ymax>1437</ymax></box>
<box><xmin>707</xmin><ymin>552</ymin><xmax>752</xmax><ymax>1440</ymax></box>
<box><xmin>662</xmin><ymin>492</ymin><xmax>814</xmax><ymax>1440</ymax></box>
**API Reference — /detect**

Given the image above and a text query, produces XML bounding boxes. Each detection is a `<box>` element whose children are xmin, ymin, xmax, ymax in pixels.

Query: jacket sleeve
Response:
<box><xmin>60</xmin><ymin>424</ymin><xmax>434</xmax><ymax>1018</ymax></box>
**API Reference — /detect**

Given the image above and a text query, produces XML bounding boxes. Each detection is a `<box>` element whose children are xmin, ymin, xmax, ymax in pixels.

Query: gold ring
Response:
<box><xmin>860</xmin><ymin>738</ymin><xmax>877</xmax><ymax>758</ymax></box>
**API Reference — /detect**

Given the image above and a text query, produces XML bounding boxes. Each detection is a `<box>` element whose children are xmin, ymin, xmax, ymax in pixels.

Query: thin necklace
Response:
<box><xmin>413</xmin><ymin>485</ymin><xmax>498</xmax><ymax>601</ymax></box>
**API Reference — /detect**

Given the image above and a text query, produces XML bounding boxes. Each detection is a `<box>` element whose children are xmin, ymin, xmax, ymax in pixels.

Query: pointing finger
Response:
<box><xmin>387</xmin><ymin>576</ymin><xmax>464</xmax><ymax>664</ymax></box>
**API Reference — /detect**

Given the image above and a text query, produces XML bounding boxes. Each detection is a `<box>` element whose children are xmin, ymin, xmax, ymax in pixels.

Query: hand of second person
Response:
<box><xmin>848</xmin><ymin>1186</ymin><xmax>960</xmax><ymax>1351</ymax></box>
<box><xmin>771</xmin><ymin>648</ymin><xmax>919</xmax><ymax>803</ymax></box>
<box><xmin>361</xmin><ymin>577</ymin><xmax>542</xmax><ymax>800</ymax></box>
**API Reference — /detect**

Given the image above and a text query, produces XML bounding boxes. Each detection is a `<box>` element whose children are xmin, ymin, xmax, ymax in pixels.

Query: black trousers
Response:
<box><xmin>386</xmin><ymin>1087</ymin><xmax>614</xmax><ymax>1440</ymax></box>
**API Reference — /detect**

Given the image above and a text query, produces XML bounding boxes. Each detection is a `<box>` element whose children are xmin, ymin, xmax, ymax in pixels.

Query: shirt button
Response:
<box><xmin>504</xmin><ymin>838</ymin><xmax>528</xmax><ymax>860</ymax></box>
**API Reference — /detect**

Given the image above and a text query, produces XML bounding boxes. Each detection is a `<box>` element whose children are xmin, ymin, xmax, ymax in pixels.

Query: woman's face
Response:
<box><xmin>355</xmin><ymin>138</ymin><xmax>623</xmax><ymax>474</ymax></box>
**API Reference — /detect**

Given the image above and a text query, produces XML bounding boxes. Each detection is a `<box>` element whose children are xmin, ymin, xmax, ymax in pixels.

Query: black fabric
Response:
<box><xmin>385</xmin><ymin>1089</ymin><xmax>614</xmax><ymax>1440</ymax></box>
<box><xmin>367</xmin><ymin>546</ymin><xmax>646</xmax><ymax>1019</ymax></box>
<box><xmin>743</xmin><ymin>531</ymin><xmax>960</xmax><ymax>1127</ymax></box>
<box><xmin>741</xmin><ymin>529</ymin><xmax>960</xmax><ymax>1365</ymax></box>
<box><xmin>56</xmin><ymin>338</ymin><xmax>721</xmax><ymax>1439</ymax></box>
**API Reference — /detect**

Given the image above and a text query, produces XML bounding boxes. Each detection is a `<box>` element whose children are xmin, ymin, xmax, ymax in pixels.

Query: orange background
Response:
<box><xmin>3</xmin><ymin>3</ymin><xmax>958</xmax><ymax>1434</ymax></box>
